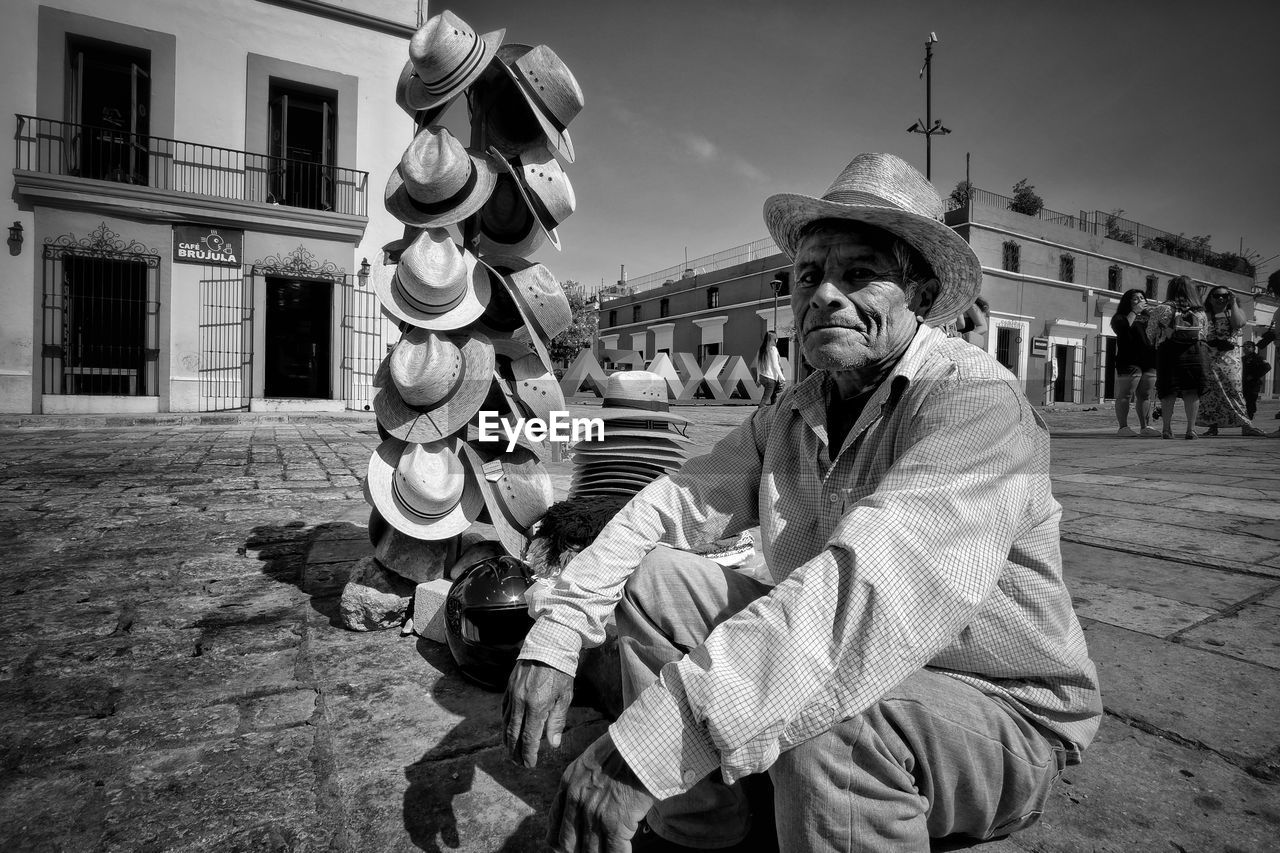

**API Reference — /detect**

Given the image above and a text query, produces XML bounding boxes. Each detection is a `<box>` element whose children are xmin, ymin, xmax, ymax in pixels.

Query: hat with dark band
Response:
<box><xmin>374</xmin><ymin>328</ymin><xmax>496</xmax><ymax>444</ymax></box>
<box><xmin>365</xmin><ymin>437</ymin><xmax>485</xmax><ymax>540</ymax></box>
<box><xmin>385</xmin><ymin>126</ymin><xmax>499</xmax><ymax>229</ymax></box>
<box><xmin>407</xmin><ymin>11</ymin><xmax>504</xmax><ymax>111</ymax></box>
<box><xmin>374</xmin><ymin>228</ymin><xmax>493</xmax><ymax>331</ymax></box>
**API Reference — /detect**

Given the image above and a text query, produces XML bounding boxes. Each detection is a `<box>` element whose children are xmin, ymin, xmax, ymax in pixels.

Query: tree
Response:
<box><xmin>1008</xmin><ymin>178</ymin><xmax>1044</xmax><ymax>217</ymax></box>
<box><xmin>549</xmin><ymin>280</ymin><xmax>598</xmax><ymax>367</ymax></box>
<box><xmin>1268</xmin><ymin>269</ymin><xmax>1280</xmax><ymax>299</ymax></box>
<box><xmin>1105</xmin><ymin>209</ymin><xmax>1135</xmax><ymax>244</ymax></box>
<box><xmin>948</xmin><ymin>180</ymin><xmax>973</xmax><ymax>208</ymax></box>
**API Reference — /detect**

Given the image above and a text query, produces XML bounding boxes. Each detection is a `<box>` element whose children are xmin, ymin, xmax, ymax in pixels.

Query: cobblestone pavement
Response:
<box><xmin>0</xmin><ymin>401</ymin><xmax>1277</xmax><ymax>851</ymax></box>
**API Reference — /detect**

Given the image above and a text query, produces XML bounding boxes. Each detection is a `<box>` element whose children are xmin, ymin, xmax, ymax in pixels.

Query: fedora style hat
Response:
<box><xmin>507</xmin><ymin>352</ymin><xmax>566</xmax><ymax>431</ymax></box>
<box><xmin>375</xmin><ymin>229</ymin><xmax>493</xmax><ymax>330</ymax></box>
<box><xmin>488</xmin><ymin>256</ymin><xmax>572</xmax><ymax>340</ymax></box>
<box><xmin>763</xmin><ymin>152</ymin><xmax>982</xmax><ymax>324</ymax></box>
<box><xmin>594</xmin><ymin>371</ymin><xmax>689</xmax><ymax>425</ymax></box>
<box><xmin>459</xmin><ymin>442</ymin><xmax>554</xmax><ymax>559</ymax></box>
<box><xmin>395</xmin><ymin>61</ymin><xmax>449</xmax><ymax>124</ymax></box>
<box><xmin>408</xmin><ymin>11</ymin><xmax>504</xmax><ymax>111</ymax></box>
<box><xmin>385</xmin><ymin>126</ymin><xmax>499</xmax><ymax>229</ymax></box>
<box><xmin>365</xmin><ymin>437</ymin><xmax>484</xmax><ymax>540</ymax></box>
<box><xmin>487</xmin><ymin>146</ymin><xmax>575</xmax><ymax>251</ymax></box>
<box><xmin>475</xmin><ymin>170</ymin><xmax>549</xmax><ymax>257</ymax></box>
<box><xmin>374</xmin><ymin>328</ymin><xmax>496</xmax><ymax>443</ymax></box>
<box><xmin>484</xmin><ymin>43</ymin><xmax>583</xmax><ymax>164</ymax></box>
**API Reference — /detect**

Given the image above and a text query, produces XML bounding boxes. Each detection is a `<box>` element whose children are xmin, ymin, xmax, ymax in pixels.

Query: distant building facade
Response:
<box><xmin>598</xmin><ymin>192</ymin><xmax>1270</xmax><ymax>407</ymax></box>
<box><xmin>2</xmin><ymin>0</ymin><xmax>418</xmax><ymax>415</ymax></box>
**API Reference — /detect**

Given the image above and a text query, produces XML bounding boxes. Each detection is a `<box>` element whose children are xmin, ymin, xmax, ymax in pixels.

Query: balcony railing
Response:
<box><xmin>15</xmin><ymin>114</ymin><xmax>368</xmax><ymax>217</ymax></box>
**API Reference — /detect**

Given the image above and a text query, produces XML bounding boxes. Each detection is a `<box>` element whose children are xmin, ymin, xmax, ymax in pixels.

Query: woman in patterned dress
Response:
<box><xmin>1197</xmin><ymin>287</ymin><xmax>1268</xmax><ymax>437</ymax></box>
<box><xmin>1150</xmin><ymin>276</ymin><xmax>1210</xmax><ymax>439</ymax></box>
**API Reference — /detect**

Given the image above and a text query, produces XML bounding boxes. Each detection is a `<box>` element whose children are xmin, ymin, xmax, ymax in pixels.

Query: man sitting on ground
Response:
<box><xmin>504</xmin><ymin>152</ymin><xmax>1102</xmax><ymax>853</ymax></box>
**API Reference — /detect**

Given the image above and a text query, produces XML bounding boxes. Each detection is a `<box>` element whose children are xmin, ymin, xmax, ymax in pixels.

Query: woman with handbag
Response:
<box><xmin>1150</xmin><ymin>276</ymin><xmax>1210</xmax><ymax>439</ymax></box>
<box><xmin>1197</xmin><ymin>287</ymin><xmax>1268</xmax><ymax>437</ymax></box>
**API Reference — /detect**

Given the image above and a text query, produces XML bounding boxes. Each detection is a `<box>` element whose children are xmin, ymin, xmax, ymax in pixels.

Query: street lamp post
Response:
<box><xmin>906</xmin><ymin>32</ymin><xmax>951</xmax><ymax>180</ymax></box>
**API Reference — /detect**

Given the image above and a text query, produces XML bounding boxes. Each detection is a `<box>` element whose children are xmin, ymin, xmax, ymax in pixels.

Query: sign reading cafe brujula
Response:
<box><xmin>172</xmin><ymin>225</ymin><xmax>242</xmax><ymax>267</ymax></box>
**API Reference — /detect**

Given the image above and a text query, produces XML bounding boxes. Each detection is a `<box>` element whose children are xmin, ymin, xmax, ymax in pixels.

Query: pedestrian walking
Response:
<box><xmin>1196</xmin><ymin>287</ymin><xmax>1268</xmax><ymax>436</ymax></box>
<box><xmin>1110</xmin><ymin>289</ymin><xmax>1158</xmax><ymax>436</ymax></box>
<box><xmin>1242</xmin><ymin>341</ymin><xmax>1269</xmax><ymax>420</ymax></box>
<box><xmin>754</xmin><ymin>330</ymin><xmax>786</xmax><ymax>407</ymax></box>
<box><xmin>1150</xmin><ymin>276</ymin><xmax>1210</xmax><ymax>440</ymax></box>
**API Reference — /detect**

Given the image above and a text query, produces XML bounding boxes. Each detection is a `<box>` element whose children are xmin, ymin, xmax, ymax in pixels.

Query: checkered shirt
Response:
<box><xmin>521</xmin><ymin>324</ymin><xmax>1102</xmax><ymax>800</ymax></box>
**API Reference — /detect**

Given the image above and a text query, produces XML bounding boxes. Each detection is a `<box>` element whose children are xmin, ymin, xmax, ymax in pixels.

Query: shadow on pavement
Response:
<box><xmin>245</xmin><ymin>520</ymin><xmax>370</xmax><ymax>628</ymax></box>
<box><xmin>401</xmin><ymin>638</ymin><xmax>563</xmax><ymax>852</ymax></box>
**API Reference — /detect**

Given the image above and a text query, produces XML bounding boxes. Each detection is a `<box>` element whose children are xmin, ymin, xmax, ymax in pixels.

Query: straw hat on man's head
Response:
<box><xmin>365</xmin><ymin>437</ymin><xmax>484</xmax><ymax>540</ymax></box>
<box><xmin>374</xmin><ymin>328</ymin><xmax>495</xmax><ymax>444</ymax></box>
<box><xmin>763</xmin><ymin>152</ymin><xmax>982</xmax><ymax>323</ymax></box>
<box><xmin>374</xmin><ymin>228</ymin><xmax>492</xmax><ymax>330</ymax></box>
<box><xmin>407</xmin><ymin>11</ymin><xmax>503</xmax><ymax>111</ymax></box>
<box><xmin>385</xmin><ymin>126</ymin><xmax>498</xmax><ymax>229</ymax></box>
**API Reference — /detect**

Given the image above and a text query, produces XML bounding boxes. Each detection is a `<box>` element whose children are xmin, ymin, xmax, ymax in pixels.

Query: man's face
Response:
<box><xmin>790</xmin><ymin>227</ymin><xmax>929</xmax><ymax>375</ymax></box>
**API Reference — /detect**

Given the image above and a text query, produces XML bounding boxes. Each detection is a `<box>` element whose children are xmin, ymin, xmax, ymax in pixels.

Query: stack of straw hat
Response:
<box><xmin>569</xmin><ymin>371</ymin><xmax>690</xmax><ymax>499</ymax></box>
<box><xmin>365</xmin><ymin>8</ymin><xmax>585</xmax><ymax>569</ymax></box>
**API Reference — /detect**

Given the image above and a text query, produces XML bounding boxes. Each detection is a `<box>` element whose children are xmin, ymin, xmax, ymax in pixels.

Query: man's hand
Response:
<box><xmin>546</xmin><ymin>732</ymin><xmax>656</xmax><ymax>853</ymax></box>
<box><xmin>503</xmin><ymin>660</ymin><xmax>575</xmax><ymax>767</ymax></box>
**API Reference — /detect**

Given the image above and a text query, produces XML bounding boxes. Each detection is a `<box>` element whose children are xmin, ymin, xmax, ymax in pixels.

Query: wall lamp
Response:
<box><xmin>7</xmin><ymin>221</ymin><xmax>23</xmax><ymax>255</ymax></box>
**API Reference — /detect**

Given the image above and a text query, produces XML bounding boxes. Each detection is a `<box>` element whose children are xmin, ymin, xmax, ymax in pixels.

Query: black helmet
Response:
<box><xmin>445</xmin><ymin>556</ymin><xmax>536</xmax><ymax>690</ymax></box>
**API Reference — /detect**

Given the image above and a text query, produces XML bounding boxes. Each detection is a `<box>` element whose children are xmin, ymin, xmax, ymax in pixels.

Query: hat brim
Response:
<box><xmin>409</xmin><ymin>28</ymin><xmax>505</xmax><ymax>111</ymax></box>
<box><xmin>569</xmin><ymin>483</ymin><xmax>644</xmax><ymax>498</ymax></box>
<box><xmin>762</xmin><ymin>193</ymin><xmax>982</xmax><ymax>324</ymax></box>
<box><xmin>576</xmin><ymin>459</ymin><xmax>677</xmax><ymax>476</ymax></box>
<box><xmin>374</xmin><ymin>333</ymin><xmax>497</xmax><ymax>443</ymax></box>
<box><xmin>476</xmin><ymin>217</ymin><xmax>548</xmax><ymax>257</ymax></box>
<box><xmin>594</xmin><ymin>407</ymin><xmax>689</xmax><ymax>425</ymax></box>
<box><xmin>495</xmin><ymin>46</ymin><xmax>576</xmax><ymax>164</ymax></box>
<box><xmin>477</xmin><ymin>260</ymin><xmax>558</xmax><ymax>377</ymax></box>
<box><xmin>365</xmin><ymin>439</ymin><xmax>485</xmax><ymax>540</ymax></box>
<box><xmin>385</xmin><ymin>149</ymin><xmax>500</xmax><ymax>229</ymax></box>
<box><xmin>571</xmin><ymin>447</ymin><xmax>687</xmax><ymax>466</ymax></box>
<box><xmin>396</xmin><ymin>61</ymin><xmax>451</xmax><ymax>122</ymax></box>
<box><xmin>489</xmin><ymin>149</ymin><xmax>561</xmax><ymax>251</ymax></box>
<box><xmin>593</xmin><ymin>425</ymin><xmax>692</xmax><ymax>443</ymax></box>
<box><xmin>374</xmin><ymin>248</ymin><xmax>494</xmax><ymax>331</ymax></box>
<box><xmin>508</xmin><ymin>353</ymin><xmax>566</xmax><ymax>425</ymax></box>
<box><xmin>459</xmin><ymin>443</ymin><xmax>552</xmax><ymax>558</ymax></box>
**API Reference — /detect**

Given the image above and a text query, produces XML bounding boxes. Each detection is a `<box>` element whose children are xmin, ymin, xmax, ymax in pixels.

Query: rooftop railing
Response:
<box><xmin>15</xmin><ymin>114</ymin><xmax>368</xmax><ymax>217</ymax></box>
<box><xmin>617</xmin><ymin>236</ymin><xmax>781</xmax><ymax>296</ymax></box>
<box><xmin>948</xmin><ymin>185</ymin><xmax>1254</xmax><ymax>276</ymax></box>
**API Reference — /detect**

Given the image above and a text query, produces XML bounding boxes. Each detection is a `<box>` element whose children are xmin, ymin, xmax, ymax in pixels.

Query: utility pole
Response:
<box><xmin>906</xmin><ymin>32</ymin><xmax>951</xmax><ymax>180</ymax></box>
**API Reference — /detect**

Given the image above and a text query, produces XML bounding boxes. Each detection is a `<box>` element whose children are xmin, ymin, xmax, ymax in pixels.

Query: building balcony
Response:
<box><xmin>13</xmin><ymin>114</ymin><xmax>369</xmax><ymax>242</ymax></box>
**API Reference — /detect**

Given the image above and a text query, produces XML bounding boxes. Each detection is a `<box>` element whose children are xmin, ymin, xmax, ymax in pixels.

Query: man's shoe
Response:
<box><xmin>1205</xmin><ymin>425</ymin><xmax>1219</xmax><ymax>436</ymax></box>
<box><xmin>1185</xmin><ymin>431</ymin><xmax>1198</xmax><ymax>440</ymax></box>
<box><xmin>1162</xmin><ymin>428</ymin><xmax>1173</xmax><ymax>439</ymax></box>
<box><xmin>1140</xmin><ymin>427</ymin><xmax>1161</xmax><ymax>437</ymax></box>
<box><xmin>1242</xmin><ymin>425</ymin><xmax>1268</xmax><ymax>437</ymax></box>
<box><xmin>1116</xmin><ymin>426</ymin><xmax>1137</xmax><ymax>437</ymax></box>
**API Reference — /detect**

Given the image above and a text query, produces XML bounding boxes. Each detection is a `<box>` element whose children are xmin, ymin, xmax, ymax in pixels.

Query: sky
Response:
<box><xmin>436</xmin><ymin>1</ymin><xmax>1280</xmax><ymax>292</ymax></box>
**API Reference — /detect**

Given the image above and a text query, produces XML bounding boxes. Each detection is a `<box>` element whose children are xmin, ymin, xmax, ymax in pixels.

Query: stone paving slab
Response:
<box><xmin>0</xmin><ymin>406</ymin><xmax>1277</xmax><ymax>851</ymax></box>
<box><xmin>1067</xmin><ymin>579</ymin><xmax>1217</xmax><ymax>637</ymax></box>
<box><xmin>1082</xmin><ymin>621</ymin><xmax>1280</xmax><ymax>769</ymax></box>
<box><xmin>1008</xmin><ymin>716</ymin><xmax>1278</xmax><ymax>853</ymax></box>
<box><xmin>1060</xmin><ymin>541</ymin><xmax>1277</xmax><ymax>611</ymax></box>
<box><xmin>1178</xmin><ymin>603</ymin><xmax>1280</xmax><ymax>671</ymax></box>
